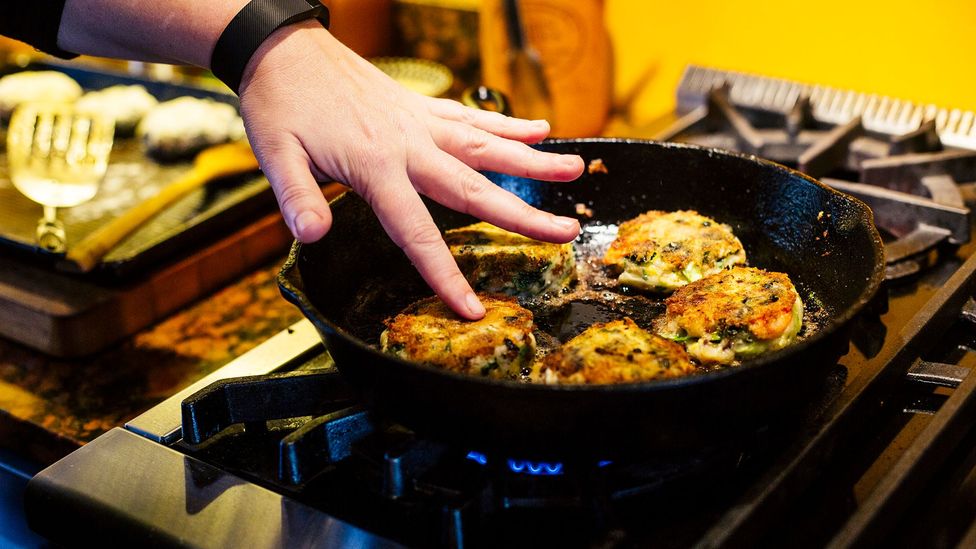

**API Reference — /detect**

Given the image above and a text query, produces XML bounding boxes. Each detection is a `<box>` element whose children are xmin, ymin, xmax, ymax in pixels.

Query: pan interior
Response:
<box><xmin>294</xmin><ymin>140</ymin><xmax>882</xmax><ymax>380</ymax></box>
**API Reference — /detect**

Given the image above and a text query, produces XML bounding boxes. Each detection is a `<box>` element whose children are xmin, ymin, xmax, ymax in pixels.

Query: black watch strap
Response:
<box><xmin>211</xmin><ymin>0</ymin><xmax>330</xmax><ymax>94</ymax></box>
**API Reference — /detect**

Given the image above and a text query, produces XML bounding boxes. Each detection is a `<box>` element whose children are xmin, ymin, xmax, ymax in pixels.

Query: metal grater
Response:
<box><xmin>677</xmin><ymin>65</ymin><xmax>976</xmax><ymax>150</ymax></box>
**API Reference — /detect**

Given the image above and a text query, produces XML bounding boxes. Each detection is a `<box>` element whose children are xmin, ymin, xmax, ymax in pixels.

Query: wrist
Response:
<box><xmin>237</xmin><ymin>20</ymin><xmax>331</xmax><ymax>96</ymax></box>
<box><xmin>210</xmin><ymin>0</ymin><xmax>330</xmax><ymax>94</ymax></box>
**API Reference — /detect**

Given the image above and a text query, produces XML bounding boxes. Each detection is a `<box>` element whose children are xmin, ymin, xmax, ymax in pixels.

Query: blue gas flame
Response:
<box><xmin>508</xmin><ymin>459</ymin><xmax>563</xmax><ymax>475</ymax></box>
<box><xmin>464</xmin><ymin>451</ymin><xmax>565</xmax><ymax>475</ymax></box>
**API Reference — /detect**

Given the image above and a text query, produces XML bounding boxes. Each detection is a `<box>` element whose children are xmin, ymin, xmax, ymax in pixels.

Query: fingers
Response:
<box><xmin>364</xmin><ymin>173</ymin><xmax>486</xmax><ymax>320</ymax></box>
<box><xmin>429</xmin><ymin>118</ymin><xmax>584</xmax><ymax>182</ymax></box>
<box><xmin>410</xmin><ymin>148</ymin><xmax>580</xmax><ymax>244</ymax></box>
<box><xmin>426</xmin><ymin>97</ymin><xmax>552</xmax><ymax>144</ymax></box>
<box><xmin>259</xmin><ymin>145</ymin><xmax>334</xmax><ymax>242</ymax></box>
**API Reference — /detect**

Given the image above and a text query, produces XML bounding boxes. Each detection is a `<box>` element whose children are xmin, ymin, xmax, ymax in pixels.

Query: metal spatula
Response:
<box><xmin>7</xmin><ymin>103</ymin><xmax>115</xmax><ymax>252</ymax></box>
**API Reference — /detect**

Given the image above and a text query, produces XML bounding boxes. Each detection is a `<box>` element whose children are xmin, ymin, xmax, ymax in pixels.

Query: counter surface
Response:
<box><xmin>0</xmin><ymin>260</ymin><xmax>303</xmax><ymax>464</ymax></box>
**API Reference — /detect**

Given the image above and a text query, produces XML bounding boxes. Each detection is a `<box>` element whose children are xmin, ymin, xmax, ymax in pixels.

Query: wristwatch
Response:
<box><xmin>211</xmin><ymin>0</ymin><xmax>331</xmax><ymax>94</ymax></box>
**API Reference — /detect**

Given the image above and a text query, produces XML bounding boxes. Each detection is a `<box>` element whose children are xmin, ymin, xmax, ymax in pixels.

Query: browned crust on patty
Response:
<box><xmin>381</xmin><ymin>295</ymin><xmax>536</xmax><ymax>378</ymax></box>
<box><xmin>540</xmin><ymin>317</ymin><xmax>696</xmax><ymax>384</ymax></box>
<box><xmin>445</xmin><ymin>222</ymin><xmax>576</xmax><ymax>297</ymax></box>
<box><xmin>663</xmin><ymin>266</ymin><xmax>799</xmax><ymax>341</ymax></box>
<box><xmin>603</xmin><ymin>210</ymin><xmax>746</xmax><ymax>279</ymax></box>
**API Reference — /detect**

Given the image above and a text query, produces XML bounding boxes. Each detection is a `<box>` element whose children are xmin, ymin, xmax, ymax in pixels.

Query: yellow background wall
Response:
<box><xmin>606</xmin><ymin>0</ymin><xmax>976</xmax><ymax>125</ymax></box>
<box><xmin>2</xmin><ymin>0</ymin><xmax>971</xmax><ymax>130</ymax></box>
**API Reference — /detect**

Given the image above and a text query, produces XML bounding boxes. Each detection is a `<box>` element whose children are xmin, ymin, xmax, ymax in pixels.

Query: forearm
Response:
<box><xmin>57</xmin><ymin>0</ymin><xmax>249</xmax><ymax>67</ymax></box>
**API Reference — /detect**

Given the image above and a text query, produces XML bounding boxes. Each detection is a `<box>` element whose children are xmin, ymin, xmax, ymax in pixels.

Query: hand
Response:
<box><xmin>238</xmin><ymin>22</ymin><xmax>584</xmax><ymax>319</ymax></box>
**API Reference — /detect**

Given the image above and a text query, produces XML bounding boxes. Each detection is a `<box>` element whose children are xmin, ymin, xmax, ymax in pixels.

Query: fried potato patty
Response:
<box><xmin>658</xmin><ymin>266</ymin><xmax>803</xmax><ymax>365</ymax></box>
<box><xmin>445</xmin><ymin>222</ymin><xmax>576</xmax><ymax>297</ymax></box>
<box><xmin>603</xmin><ymin>210</ymin><xmax>746</xmax><ymax>292</ymax></box>
<box><xmin>539</xmin><ymin>317</ymin><xmax>696</xmax><ymax>384</ymax></box>
<box><xmin>380</xmin><ymin>295</ymin><xmax>536</xmax><ymax>379</ymax></box>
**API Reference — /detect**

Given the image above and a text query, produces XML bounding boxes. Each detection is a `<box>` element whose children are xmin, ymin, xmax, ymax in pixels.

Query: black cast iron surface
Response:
<box><xmin>278</xmin><ymin>138</ymin><xmax>885</xmax><ymax>458</ymax></box>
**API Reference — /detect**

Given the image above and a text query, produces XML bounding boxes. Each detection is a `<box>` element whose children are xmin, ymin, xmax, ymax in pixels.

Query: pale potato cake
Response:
<box><xmin>75</xmin><ymin>84</ymin><xmax>159</xmax><ymax>135</ymax></box>
<box><xmin>603</xmin><ymin>210</ymin><xmax>746</xmax><ymax>292</ymax></box>
<box><xmin>445</xmin><ymin>222</ymin><xmax>576</xmax><ymax>298</ymax></box>
<box><xmin>137</xmin><ymin>97</ymin><xmax>245</xmax><ymax>160</ymax></box>
<box><xmin>380</xmin><ymin>295</ymin><xmax>536</xmax><ymax>379</ymax></box>
<box><xmin>0</xmin><ymin>71</ymin><xmax>82</xmax><ymax>118</ymax></box>
<box><xmin>539</xmin><ymin>317</ymin><xmax>696</xmax><ymax>384</ymax></box>
<box><xmin>657</xmin><ymin>266</ymin><xmax>804</xmax><ymax>365</ymax></box>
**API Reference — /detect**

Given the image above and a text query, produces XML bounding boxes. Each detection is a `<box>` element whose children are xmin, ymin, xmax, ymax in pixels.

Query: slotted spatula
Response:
<box><xmin>7</xmin><ymin>103</ymin><xmax>115</xmax><ymax>252</ymax></box>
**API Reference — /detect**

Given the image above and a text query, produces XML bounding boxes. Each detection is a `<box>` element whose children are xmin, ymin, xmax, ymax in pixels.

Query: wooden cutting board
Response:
<box><xmin>0</xmin><ymin>211</ymin><xmax>293</xmax><ymax>358</ymax></box>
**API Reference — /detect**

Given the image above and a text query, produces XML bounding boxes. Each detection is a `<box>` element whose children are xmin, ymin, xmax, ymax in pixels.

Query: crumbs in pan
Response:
<box><xmin>587</xmin><ymin>158</ymin><xmax>609</xmax><ymax>174</ymax></box>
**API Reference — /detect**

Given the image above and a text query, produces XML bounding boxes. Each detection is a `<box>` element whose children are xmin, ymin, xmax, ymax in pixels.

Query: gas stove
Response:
<box><xmin>23</xmin><ymin>67</ymin><xmax>976</xmax><ymax>548</ymax></box>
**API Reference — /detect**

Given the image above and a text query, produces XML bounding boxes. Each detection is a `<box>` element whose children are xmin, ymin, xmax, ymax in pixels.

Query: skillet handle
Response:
<box><xmin>461</xmin><ymin>86</ymin><xmax>512</xmax><ymax>116</ymax></box>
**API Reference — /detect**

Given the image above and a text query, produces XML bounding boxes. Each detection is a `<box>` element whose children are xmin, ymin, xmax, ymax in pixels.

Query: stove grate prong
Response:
<box><xmin>383</xmin><ymin>440</ymin><xmax>449</xmax><ymax>499</ymax></box>
<box><xmin>785</xmin><ymin>94</ymin><xmax>814</xmax><ymax>142</ymax></box>
<box><xmin>905</xmin><ymin>359</ymin><xmax>967</xmax><ymax>389</ymax></box>
<box><xmin>706</xmin><ymin>85</ymin><xmax>764</xmax><ymax>153</ymax></box>
<box><xmin>884</xmin><ymin>224</ymin><xmax>952</xmax><ymax>264</ymax></box>
<box><xmin>861</xmin><ymin>149</ymin><xmax>976</xmax><ymax>188</ymax></box>
<box><xmin>180</xmin><ymin>371</ymin><xmax>355</xmax><ymax>445</ymax></box>
<box><xmin>278</xmin><ymin>405</ymin><xmax>373</xmax><ymax>485</ymax></box>
<box><xmin>822</xmin><ymin>178</ymin><xmax>968</xmax><ymax>245</ymax></box>
<box><xmin>920</xmin><ymin>174</ymin><xmax>966</xmax><ymax>208</ymax></box>
<box><xmin>889</xmin><ymin>118</ymin><xmax>943</xmax><ymax>155</ymax></box>
<box><xmin>798</xmin><ymin>116</ymin><xmax>865</xmax><ymax>177</ymax></box>
<box><xmin>962</xmin><ymin>297</ymin><xmax>976</xmax><ymax>324</ymax></box>
<box><xmin>652</xmin><ymin>105</ymin><xmax>708</xmax><ymax>142</ymax></box>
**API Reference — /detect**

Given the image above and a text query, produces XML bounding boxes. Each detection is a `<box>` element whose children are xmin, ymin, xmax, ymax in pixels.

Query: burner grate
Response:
<box><xmin>658</xmin><ymin>69</ymin><xmax>976</xmax><ymax>280</ymax></box>
<box><xmin>675</xmin><ymin>66</ymin><xmax>976</xmax><ymax>149</ymax></box>
<box><xmin>173</xmin><ymin>365</ymin><xmax>773</xmax><ymax>547</ymax></box>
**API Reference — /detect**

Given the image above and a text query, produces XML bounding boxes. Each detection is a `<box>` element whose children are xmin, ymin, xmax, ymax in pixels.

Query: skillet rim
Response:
<box><xmin>278</xmin><ymin>137</ymin><xmax>886</xmax><ymax>394</ymax></box>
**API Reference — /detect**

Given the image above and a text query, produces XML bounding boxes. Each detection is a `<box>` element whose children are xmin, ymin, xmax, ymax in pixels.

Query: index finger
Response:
<box><xmin>365</xmin><ymin>174</ymin><xmax>485</xmax><ymax>320</ymax></box>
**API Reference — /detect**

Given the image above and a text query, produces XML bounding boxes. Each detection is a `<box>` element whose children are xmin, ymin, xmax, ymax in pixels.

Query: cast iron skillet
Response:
<box><xmin>278</xmin><ymin>138</ymin><xmax>885</xmax><ymax>459</ymax></box>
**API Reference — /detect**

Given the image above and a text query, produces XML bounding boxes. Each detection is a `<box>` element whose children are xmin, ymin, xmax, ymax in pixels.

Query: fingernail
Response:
<box><xmin>531</xmin><ymin>119</ymin><xmax>549</xmax><ymax>129</ymax></box>
<box><xmin>563</xmin><ymin>155</ymin><xmax>582</xmax><ymax>167</ymax></box>
<box><xmin>294</xmin><ymin>210</ymin><xmax>321</xmax><ymax>240</ymax></box>
<box><xmin>465</xmin><ymin>293</ymin><xmax>486</xmax><ymax>317</ymax></box>
<box><xmin>552</xmin><ymin>216</ymin><xmax>579</xmax><ymax>230</ymax></box>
